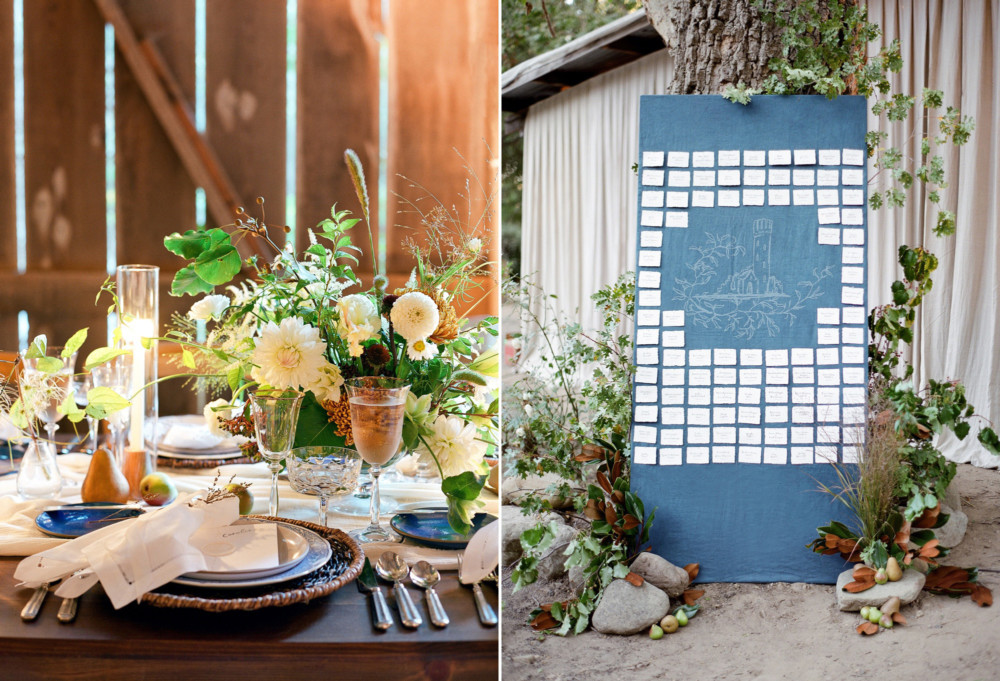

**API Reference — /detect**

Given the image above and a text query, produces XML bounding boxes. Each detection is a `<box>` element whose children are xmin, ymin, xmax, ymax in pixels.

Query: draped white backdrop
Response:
<box><xmin>519</xmin><ymin>0</ymin><xmax>1000</xmax><ymax>466</ymax></box>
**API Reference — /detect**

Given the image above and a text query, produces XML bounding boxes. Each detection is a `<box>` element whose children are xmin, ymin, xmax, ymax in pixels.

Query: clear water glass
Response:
<box><xmin>345</xmin><ymin>377</ymin><xmax>409</xmax><ymax>544</ymax></box>
<box><xmin>72</xmin><ymin>373</ymin><xmax>98</xmax><ymax>453</ymax></box>
<box><xmin>287</xmin><ymin>446</ymin><xmax>363</xmax><ymax>527</ymax></box>
<box><xmin>249</xmin><ymin>389</ymin><xmax>303</xmax><ymax>517</ymax></box>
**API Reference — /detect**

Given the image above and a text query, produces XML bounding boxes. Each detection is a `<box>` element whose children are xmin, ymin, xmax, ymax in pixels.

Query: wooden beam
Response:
<box><xmin>91</xmin><ymin>0</ymin><xmax>264</xmax><ymax>259</ymax></box>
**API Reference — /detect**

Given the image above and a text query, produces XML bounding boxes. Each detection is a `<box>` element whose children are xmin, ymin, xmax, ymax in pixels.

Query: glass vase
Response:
<box><xmin>16</xmin><ymin>440</ymin><xmax>62</xmax><ymax>499</ymax></box>
<box><xmin>117</xmin><ymin>264</ymin><xmax>159</xmax><ymax>464</ymax></box>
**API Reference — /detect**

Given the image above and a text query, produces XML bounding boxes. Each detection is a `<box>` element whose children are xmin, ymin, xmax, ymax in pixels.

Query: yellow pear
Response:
<box><xmin>81</xmin><ymin>448</ymin><xmax>130</xmax><ymax>504</ymax></box>
<box><xmin>886</xmin><ymin>556</ymin><xmax>903</xmax><ymax>582</ymax></box>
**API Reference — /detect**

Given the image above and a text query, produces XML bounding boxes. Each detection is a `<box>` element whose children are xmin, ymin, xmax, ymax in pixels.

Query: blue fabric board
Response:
<box><xmin>630</xmin><ymin>95</ymin><xmax>868</xmax><ymax>584</ymax></box>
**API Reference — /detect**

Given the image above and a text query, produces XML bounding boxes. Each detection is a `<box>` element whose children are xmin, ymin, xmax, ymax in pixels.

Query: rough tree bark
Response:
<box><xmin>642</xmin><ymin>0</ymin><xmax>785</xmax><ymax>94</ymax></box>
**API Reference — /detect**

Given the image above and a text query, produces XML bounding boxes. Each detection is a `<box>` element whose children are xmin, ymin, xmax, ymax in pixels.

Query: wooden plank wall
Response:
<box><xmin>0</xmin><ymin>0</ymin><xmax>499</xmax><ymax>415</ymax></box>
<box><xmin>387</xmin><ymin>1</ymin><xmax>500</xmax><ymax>316</ymax></box>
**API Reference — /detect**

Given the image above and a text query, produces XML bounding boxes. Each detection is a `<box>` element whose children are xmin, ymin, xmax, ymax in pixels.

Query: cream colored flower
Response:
<box><xmin>417</xmin><ymin>414</ymin><xmax>487</xmax><ymax>478</ymax></box>
<box><xmin>336</xmin><ymin>294</ymin><xmax>380</xmax><ymax>357</ymax></box>
<box><xmin>406</xmin><ymin>338</ymin><xmax>438</xmax><ymax>361</ymax></box>
<box><xmin>188</xmin><ymin>294</ymin><xmax>229</xmax><ymax>321</ymax></box>
<box><xmin>250</xmin><ymin>317</ymin><xmax>328</xmax><ymax>390</ymax></box>
<box><xmin>390</xmin><ymin>291</ymin><xmax>439</xmax><ymax>342</ymax></box>
<box><xmin>468</xmin><ymin>237</ymin><xmax>482</xmax><ymax>254</ymax></box>
<box><xmin>307</xmin><ymin>361</ymin><xmax>345</xmax><ymax>403</ymax></box>
<box><xmin>203</xmin><ymin>398</ymin><xmax>234</xmax><ymax>438</ymax></box>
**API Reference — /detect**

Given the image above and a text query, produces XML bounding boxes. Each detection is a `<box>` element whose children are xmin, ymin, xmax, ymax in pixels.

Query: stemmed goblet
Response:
<box><xmin>287</xmin><ymin>446</ymin><xmax>363</xmax><ymax>527</ymax></box>
<box><xmin>90</xmin><ymin>355</ymin><xmax>132</xmax><ymax>468</ymax></box>
<box><xmin>72</xmin><ymin>373</ymin><xmax>98</xmax><ymax>453</ymax></box>
<box><xmin>248</xmin><ymin>389</ymin><xmax>303</xmax><ymax>517</ymax></box>
<box><xmin>346</xmin><ymin>377</ymin><xmax>410</xmax><ymax>544</ymax></box>
<box><xmin>21</xmin><ymin>346</ymin><xmax>78</xmax><ymax>450</ymax></box>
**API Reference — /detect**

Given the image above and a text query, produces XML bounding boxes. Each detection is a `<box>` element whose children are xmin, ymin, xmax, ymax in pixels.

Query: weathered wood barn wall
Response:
<box><xmin>0</xmin><ymin>0</ymin><xmax>499</xmax><ymax>414</ymax></box>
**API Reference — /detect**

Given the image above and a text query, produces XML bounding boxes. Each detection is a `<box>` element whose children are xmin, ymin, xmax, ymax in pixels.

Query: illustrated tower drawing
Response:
<box><xmin>752</xmin><ymin>218</ymin><xmax>773</xmax><ymax>289</ymax></box>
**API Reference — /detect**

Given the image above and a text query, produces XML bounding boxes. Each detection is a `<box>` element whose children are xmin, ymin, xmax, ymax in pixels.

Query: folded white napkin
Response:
<box><xmin>0</xmin><ymin>497</ymin><xmax>70</xmax><ymax>555</ymax></box>
<box><xmin>161</xmin><ymin>423</ymin><xmax>226</xmax><ymax>450</ymax></box>
<box><xmin>14</xmin><ymin>491</ymin><xmax>240</xmax><ymax>608</ymax></box>
<box><xmin>362</xmin><ymin>542</ymin><xmax>462</xmax><ymax>572</ymax></box>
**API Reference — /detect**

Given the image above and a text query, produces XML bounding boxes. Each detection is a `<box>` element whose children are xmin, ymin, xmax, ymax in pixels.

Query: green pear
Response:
<box><xmin>139</xmin><ymin>472</ymin><xmax>178</xmax><ymax>506</ymax></box>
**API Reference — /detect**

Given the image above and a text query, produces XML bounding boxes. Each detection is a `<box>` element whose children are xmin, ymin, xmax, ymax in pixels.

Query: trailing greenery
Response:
<box><xmin>504</xmin><ymin>273</ymin><xmax>652</xmax><ymax>634</ymax></box>
<box><xmin>735</xmin><ymin>0</ymin><xmax>998</xmax><ymax>528</ymax></box>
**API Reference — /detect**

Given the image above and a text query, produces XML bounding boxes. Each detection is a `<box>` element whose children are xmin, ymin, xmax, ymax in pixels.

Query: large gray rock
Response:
<box><xmin>536</xmin><ymin>524</ymin><xmax>580</xmax><ymax>581</ymax></box>
<box><xmin>501</xmin><ymin>505</ymin><xmax>563</xmax><ymax>564</ymax></box>
<box><xmin>933</xmin><ymin>505</ymin><xmax>968</xmax><ymax>549</ymax></box>
<box><xmin>630</xmin><ymin>552</ymin><xmax>691</xmax><ymax>598</ymax></box>
<box><xmin>944</xmin><ymin>485</ymin><xmax>962</xmax><ymax>514</ymax></box>
<box><xmin>835</xmin><ymin>568</ymin><xmax>925</xmax><ymax>611</ymax></box>
<box><xmin>501</xmin><ymin>472</ymin><xmax>581</xmax><ymax>510</ymax></box>
<box><xmin>591</xmin><ymin>579</ymin><xmax>671</xmax><ymax>635</ymax></box>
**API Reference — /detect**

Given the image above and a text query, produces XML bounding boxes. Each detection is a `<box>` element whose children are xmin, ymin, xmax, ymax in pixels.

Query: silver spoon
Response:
<box><xmin>410</xmin><ymin>560</ymin><xmax>449</xmax><ymax>627</ymax></box>
<box><xmin>375</xmin><ymin>552</ymin><xmax>422</xmax><ymax>628</ymax></box>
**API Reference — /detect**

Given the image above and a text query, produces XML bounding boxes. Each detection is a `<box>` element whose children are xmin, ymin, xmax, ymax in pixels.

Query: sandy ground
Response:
<box><xmin>501</xmin><ymin>463</ymin><xmax>1000</xmax><ymax>681</ymax></box>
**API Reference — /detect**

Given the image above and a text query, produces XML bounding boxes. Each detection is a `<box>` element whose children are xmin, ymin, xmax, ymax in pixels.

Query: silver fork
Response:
<box><xmin>457</xmin><ymin>554</ymin><xmax>498</xmax><ymax>627</ymax></box>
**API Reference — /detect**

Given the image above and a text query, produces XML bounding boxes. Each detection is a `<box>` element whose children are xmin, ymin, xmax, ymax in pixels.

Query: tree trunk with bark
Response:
<box><xmin>642</xmin><ymin>0</ymin><xmax>785</xmax><ymax>94</ymax></box>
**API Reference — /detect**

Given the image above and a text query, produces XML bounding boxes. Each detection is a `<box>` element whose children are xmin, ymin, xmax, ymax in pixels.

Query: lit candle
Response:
<box><xmin>127</xmin><ymin>319</ymin><xmax>154</xmax><ymax>452</ymax></box>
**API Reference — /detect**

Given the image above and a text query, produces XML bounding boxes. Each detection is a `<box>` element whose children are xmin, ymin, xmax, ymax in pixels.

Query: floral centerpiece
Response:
<box><xmin>162</xmin><ymin>151</ymin><xmax>499</xmax><ymax>532</ymax></box>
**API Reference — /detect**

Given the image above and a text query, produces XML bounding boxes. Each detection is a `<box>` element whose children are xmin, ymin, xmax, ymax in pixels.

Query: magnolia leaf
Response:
<box><xmin>857</xmin><ymin>621</ymin><xmax>880</xmax><ymax>635</ymax></box>
<box><xmin>84</xmin><ymin>347</ymin><xmax>130</xmax><ymax>372</ymax></box>
<box><xmin>683</xmin><ymin>563</ymin><xmax>700</xmax><ymax>581</ymax></box>
<box><xmin>171</xmin><ymin>264</ymin><xmax>215</xmax><ymax>296</ymax></box>
<box><xmin>63</xmin><ymin>328</ymin><xmax>88</xmax><ymax>357</ymax></box>
<box><xmin>971</xmin><ymin>584</ymin><xmax>993</xmax><ymax>607</ymax></box>
<box><xmin>843</xmin><ymin>580</ymin><xmax>876</xmax><ymax>593</ymax></box>
<box><xmin>682</xmin><ymin>589</ymin><xmax>705</xmax><ymax>606</ymax></box>
<box><xmin>164</xmin><ymin>228</ymin><xmax>229</xmax><ymax>259</ymax></box>
<box><xmin>85</xmin><ymin>387</ymin><xmax>131</xmax><ymax>420</ymax></box>
<box><xmin>193</xmin><ymin>244</ymin><xmax>242</xmax><ymax>285</ymax></box>
<box><xmin>624</xmin><ymin>571</ymin><xmax>644</xmax><ymax>587</ymax></box>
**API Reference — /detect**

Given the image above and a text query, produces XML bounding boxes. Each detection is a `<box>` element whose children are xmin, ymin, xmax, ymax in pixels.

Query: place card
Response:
<box><xmin>692</xmin><ymin>151</ymin><xmax>715</xmax><ymax>167</ymax></box>
<box><xmin>842</xmin><ymin>346</ymin><xmax>865</xmax><ymax>364</ymax></box>
<box><xmin>792</xmin><ymin>367</ymin><xmax>814</xmax><ymax>383</ymax></box>
<box><xmin>713</xmin><ymin>446</ymin><xmax>737</xmax><ymax>464</ymax></box>
<box><xmin>714</xmin><ymin>427</ymin><xmax>736</xmax><ymax>444</ymax></box>
<box><xmin>842</xmin><ymin>189</ymin><xmax>864</xmax><ymax>205</ymax></box>
<box><xmin>692</xmin><ymin>171</ymin><xmax>716</xmax><ymax>187</ymax></box>
<box><xmin>637</xmin><ymin>290</ymin><xmax>661</xmax><ymax>307</ymax></box>
<box><xmin>640</xmin><ymin>210</ymin><xmax>663</xmax><ymax>227</ymax></box>
<box><xmin>714</xmin><ymin>407</ymin><xmax>736</xmax><ymax>424</ymax></box>
<box><xmin>689</xmin><ymin>369</ymin><xmax>711</xmax><ymax>385</ymax></box>
<box><xmin>643</xmin><ymin>151</ymin><xmax>664</xmax><ymax>167</ymax></box>
<box><xmin>842</xmin><ymin>148</ymin><xmax>864</xmax><ymax>166</ymax></box>
<box><xmin>714</xmin><ymin>387</ymin><xmax>737</xmax><ymax>404</ymax></box>
<box><xmin>765</xmin><ymin>386</ymin><xmax>788</xmax><ymax>403</ymax></box>
<box><xmin>817</xmin><ymin>328</ymin><xmax>840</xmax><ymax>344</ymax></box>
<box><xmin>817</xmin><ymin>307</ymin><xmax>840</xmax><ymax>325</ymax></box>
<box><xmin>634</xmin><ymin>405</ymin><xmax>658</xmax><ymax>422</ymax></box>
<box><xmin>768</xmin><ymin>189</ymin><xmax>790</xmax><ymax>206</ymax></box>
<box><xmin>768</xmin><ymin>150</ymin><xmax>791</xmax><ymax>165</ymax></box>
<box><xmin>817</xmin><ymin>228</ymin><xmax>840</xmax><ymax>245</ymax></box>
<box><xmin>738</xmin><ymin>387</ymin><xmax>761</xmax><ymax>404</ymax></box>
<box><xmin>637</xmin><ymin>271</ymin><xmax>661</xmax><ymax>288</ymax></box>
<box><xmin>817</xmin><ymin>426</ymin><xmax>840</xmax><ymax>444</ymax></box>
<box><xmin>691</xmin><ymin>191</ymin><xmax>715</xmax><ymax>207</ymax></box>
<box><xmin>638</xmin><ymin>250</ymin><xmax>661</xmax><ymax>267</ymax></box>
<box><xmin>842</xmin><ymin>208</ymin><xmax>864</xmax><ymax>225</ymax></box>
<box><xmin>739</xmin><ymin>369</ymin><xmax>762</xmax><ymax>384</ymax></box>
<box><xmin>662</xmin><ymin>349</ymin><xmax>685</xmax><ymax>366</ymax></box>
<box><xmin>843</xmin><ymin>367</ymin><xmax>866</xmax><ymax>384</ymax></box>
<box><xmin>743</xmin><ymin>189</ymin><xmax>765</xmax><ymax>206</ymax></box>
<box><xmin>816</xmin><ymin>348</ymin><xmax>839</xmax><ymax>365</ymax></box>
<box><xmin>738</xmin><ymin>406</ymin><xmax>761</xmax><ymax>424</ymax></box>
<box><xmin>765</xmin><ymin>405</ymin><xmax>788</xmax><ymax>423</ymax></box>
<box><xmin>715</xmin><ymin>348</ymin><xmax>737</xmax><ymax>365</ymax></box>
<box><xmin>743</xmin><ymin>169</ymin><xmax>766</xmax><ymax>186</ymax></box>
<box><xmin>768</xmin><ymin>169</ymin><xmax>790</xmax><ymax>185</ymax></box>
<box><xmin>842</xmin><ymin>305</ymin><xmax>866</xmax><ymax>322</ymax></box>
<box><xmin>816</xmin><ymin>388</ymin><xmax>840</xmax><ymax>405</ymax></box>
<box><xmin>816</xmin><ymin>189</ymin><xmax>839</xmax><ymax>205</ymax></box>
<box><xmin>661</xmin><ymin>388</ymin><xmax>684</xmax><ymax>404</ymax></box>
<box><xmin>717</xmin><ymin>169</ymin><xmax>741</xmax><ymax>186</ymax></box>
<box><xmin>659</xmin><ymin>430</ymin><xmax>682</xmax><ymax>446</ymax></box>
<box><xmin>662</xmin><ymin>368</ymin><xmax>685</xmax><ymax>385</ymax></box>
<box><xmin>718</xmin><ymin>190</ymin><xmax>740</xmax><ymax>206</ymax></box>
<box><xmin>635</xmin><ymin>386</ymin><xmax>658</xmax><ymax>402</ymax></box>
<box><xmin>743</xmin><ymin>150</ymin><xmax>765</xmax><ymax>166</ymax></box>
<box><xmin>765</xmin><ymin>349</ymin><xmax>788</xmax><ymax>366</ymax></box>
<box><xmin>791</xmin><ymin>408</ymin><xmax>814</xmax><ymax>425</ymax></box>
<box><xmin>636</xmin><ymin>329</ymin><xmax>659</xmax><ymax>345</ymax></box>
<box><xmin>842</xmin><ymin>327</ymin><xmax>866</xmax><ymax>344</ymax></box>
<box><xmin>843</xmin><ymin>387</ymin><xmax>866</xmax><ymax>404</ymax></box>
<box><xmin>817</xmin><ymin>368</ymin><xmax>840</xmax><ymax>385</ymax></box>
<box><xmin>642</xmin><ymin>190</ymin><xmax>665</xmax><ymax>208</ymax></box>
<box><xmin>793</xmin><ymin>149</ymin><xmax>817</xmax><ymax>165</ymax></box>
<box><xmin>688</xmin><ymin>408</ymin><xmax>711</xmax><ymax>426</ymax></box>
<box><xmin>714</xmin><ymin>367</ymin><xmax>737</xmax><ymax>384</ymax></box>
<box><xmin>790</xmin><ymin>446</ymin><xmax>814</xmax><ymax>465</ymax></box>
<box><xmin>634</xmin><ymin>425</ymin><xmax>657</xmax><ymax>443</ymax></box>
<box><xmin>818</xmin><ymin>149</ymin><xmax>841</xmax><ymax>165</ymax></box>
<box><xmin>667</xmin><ymin>151</ymin><xmax>690</xmax><ymax>167</ymax></box>
<box><xmin>689</xmin><ymin>349</ymin><xmax>712</xmax><ymax>365</ymax></box>
<box><xmin>668</xmin><ymin>171</ymin><xmax>691</xmax><ymax>187</ymax></box>
<box><xmin>740</xmin><ymin>349</ymin><xmax>763</xmax><ymax>365</ymax></box>
<box><xmin>637</xmin><ymin>309</ymin><xmax>659</xmax><ymax>326</ymax></box>
<box><xmin>739</xmin><ymin>428</ymin><xmax>763</xmax><ymax>445</ymax></box>
<box><xmin>687</xmin><ymin>447</ymin><xmax>710</xmax><ymax>464</ymax></box>
<box><xmin>817</xmin><ymin>207</ymin><xmax>840</xmax><ymax>225</ymax></box>
<box><xmin>665</xmin><ymin>211</ymin><xmax>689</xmax><ymax>228</ymax></box>
<box><xmin>842</xmin><ymin>247</ymin><xmax>865</xmax><ymax>264</ymax></box>
<box><xmin>642</xmin><ymin>169</ymin><xmax>665</xmax><ymax>186</ymax></box>
<box><xmin>791</xmin><ymin>348</ymin><xmax>814</xmax><ymax>365</ymax></box>
<box><xmin>817</xmin><ymin>169</ymin><xmax>840</xmax><ymax>186</ymax></box>
<box><xmin>842</xmin><ymin>168</ymin><xmax>864</xmax><ymax>185</ymax></box>
<box><xmin>793</xmin><ymin>169</ymin><xmax>815</xmax><ymax>185</ymax></box>
<box><xmin>659</xmin><ymin>448</ymin><xmax>683</xmax><ymax>466</ymax></box>
<box><xmin>793</xmin><ymin>189</ymin><xmax>815</xmax><ymax>206</ymax></box>
<box><xmin>791</xmin><ymin>387</ymin><xmax>815</xmax><ymax>404</ymax></box>
<box><xmin>842</xmin><ymin>266</ymin><xmax>864</xmax><ymax>284</ymax></box>
<box><xmin>634</xmin><ymin>446</ymin><xmax>656</xmax><ymax>464</ymax></box>
<box><xmin>843</xmin><ymin>229</ymin><xmax>865</xmax><ymax>245</ymax></box>
<box><xmin>791</xmin><ymin>426</ymin><xmax>814</xmax><ymax>443</ymax></box>
<box><xmin>766</xmin><ymin>368</ymin><xmax>789</xmax><ymax>385</ymax></box>
<box><xmin>662</xmin><ymin>309</ymin><xmax>685</xmax><ymax>326</ymax></box>
<box><xmin>635</xmin><ymin>367</ymin><xmax>657</xmax><ymax>383</ymax></box>
<box><xmin>718</xmin><ymin>150</ymin><xmax>740</xmax><ymax>166</ymax></box>
<box><xmin>636</xmin><ymin>347</ymin><xmax>658</xmax><ymax>365</ymax></box>
<box><xmin>661</xmin><ymin>330</ymin><xmax>685</xmax><ymax>347</ymax></box>
<box><xmin>193</xmin><ymin>523</ymin><xmax>280</xmax><ymax>574</ymax></box>
<box><xmin>688</xmin><ymin>427</ymin><xmax>711</xmax><ymax>444</ymax></box>
<box><xmin>640</xmin><ymin>230</ymin><xmax>663</xmax><ymax>248</ymax></box>
<box><xmin>738</xmin><ymin>446</ymin><xmax>762</xmax><ymax>464</ymax></box>
<box><xmin>666</xmin><ymin>191</ymin><xmax>689</xmax><ymax>208</ymax></box>
<box><xmin>660</xmin><ymin>407</ymin><xmax>684</xmax><ymax>425</ymax></box>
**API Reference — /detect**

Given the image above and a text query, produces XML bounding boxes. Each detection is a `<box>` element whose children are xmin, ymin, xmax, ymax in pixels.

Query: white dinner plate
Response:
<box><xmin>182</xmin><ymin>522</ymin><xmax>310</xmax><ymax>582</ymax></box>
<box><xmin>172</xmin><ymin>520</ymin><xmax>332</xmax><ymax>589</ymax></box>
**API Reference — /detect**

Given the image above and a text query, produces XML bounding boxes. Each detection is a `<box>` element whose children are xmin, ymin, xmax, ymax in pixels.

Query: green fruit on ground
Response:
<box><xmin>224</xmin><ymin>482</ymin><xmax>254</xmax><ymax>515</ymax></box>
<box><xmin>139</xmin><ymin>472</ymin><xmax>178</xmax><ymax>506</ymax></box>
<box><xmin>675</xmin><ymin>610</ymin><xmax>689</xmax><ymax>627</ymax></box>
<box><xmin>879</xmin><ymin>614</ymin><xmax>894</xmax><ymax>628</ymax></box>
<box><xmin>649</xmin><ymin>624</ymin><xmax>664</xmax><ymax>640</ymax></box>
<box><xmin>874</xmin><ymin>569</ymin><xmax>888</xmax><ymax>585</ymax></box>
<box><xmin>867</xmin><ymin>608</ymin><xmax>882</xmax><ymax>624</ymax></box>
<box><xmin>659</xmin><ymin>615</ymin><xmax>679</xmax><ymax>633</ymax></box>
<box><xmin>860</xmin><ymin>606</ymin><xmax>871</xmax><ymax>620</ymax></box>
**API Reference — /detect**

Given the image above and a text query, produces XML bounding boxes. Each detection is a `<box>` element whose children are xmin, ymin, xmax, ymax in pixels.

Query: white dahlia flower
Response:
<box><xmin>417</xmin><ymin>414</ymin><xmax>487</xmax><ymax>478</ymax></box>
<box><xmin>390</xmin><ymin>291</ymin><xmax>439</xmax><ymax>342</ymax></box>
<box><xmin>335</xmin><ymin>294</ymin><xmax>380</xmax><ymax>357</ymax></box>
<box><xmin>250</xmin><ymin>317</ymin><xmax>328</xmax><ymax>390</ymax></box>
<box><xmin>188</xmin><ymin>294</ymin><xmax>229</xmax><ymax>321</ymax></box>
<box><xmin>307</xmin><ymin>361</ymin><xmax>346</xmax><ymax>403</ymax></box>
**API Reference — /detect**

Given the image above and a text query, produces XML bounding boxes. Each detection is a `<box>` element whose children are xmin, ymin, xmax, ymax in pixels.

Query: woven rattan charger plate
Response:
<box><xmin>138</xmin><ymin>516</ymin><xmax>364</xmax><ymax>611</ymax></box>
<box><xmin>157</xmin><ymin>454</ymin><xmax>255</xmax><ymax>469</ymax></box>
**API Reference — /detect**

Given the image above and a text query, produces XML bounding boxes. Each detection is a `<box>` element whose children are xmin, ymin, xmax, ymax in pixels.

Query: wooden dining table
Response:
<box><xmin>0</xmin><ymin>555</ymin><xmax>498</xmax><ymax>680</ymax></box>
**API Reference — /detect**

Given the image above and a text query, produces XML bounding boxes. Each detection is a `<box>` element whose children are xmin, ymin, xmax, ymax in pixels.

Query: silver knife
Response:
<box><xmin>56</xmin><ymin>597</ymin><xmax>78</xmax><ymax>623</ymax></box>
<box><xmin>20</xmin><ymin>583</ymin><xmax>50</xmax><ymax>621</ymax></box>
<box><xmin>356</xmin><ymin>559</ymin><xmax>393</xmax><ymax>631</ymax></box>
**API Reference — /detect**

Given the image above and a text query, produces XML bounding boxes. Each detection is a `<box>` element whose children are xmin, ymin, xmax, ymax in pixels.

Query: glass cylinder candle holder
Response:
<box><xmin>117</xmin><ymin>265</ymin><xmax>159</xmax><ymax>468</ymax></box>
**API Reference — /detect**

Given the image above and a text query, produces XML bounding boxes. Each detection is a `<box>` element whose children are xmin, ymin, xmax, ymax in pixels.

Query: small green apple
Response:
<box><xmin>224</xmin><ymin>482</ymin><xmax>254</xmax><ymax>515</ymax></box>
<box><xmin>139</xmin><ymin>473</ymin><xmax>178</xmax><ymax>506</ymax></box>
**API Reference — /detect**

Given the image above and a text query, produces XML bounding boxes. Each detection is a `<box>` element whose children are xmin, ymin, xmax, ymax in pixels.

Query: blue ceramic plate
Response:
<box><xmin>35</xmin><ymin>503</ymin><xmax>145</xmax><ymax>538</ymax></box>
<box><xmin>389</xmin><ymin>511</ymin><xmax>495</xmax><ymax>549</ymax></box>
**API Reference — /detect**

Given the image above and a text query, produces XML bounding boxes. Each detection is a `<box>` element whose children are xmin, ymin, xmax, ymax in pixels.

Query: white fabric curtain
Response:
<box><xmin>519</xmin><ymin>0</ymin><xmax>1000</xmax><ymax>466</ymax></box>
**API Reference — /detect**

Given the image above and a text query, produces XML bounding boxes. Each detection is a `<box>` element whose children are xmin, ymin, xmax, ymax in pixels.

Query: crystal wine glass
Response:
<box><xmin>287</xmin><ymin>446</ymin><xmax>363</xmax><ymax>527</ymax></box>
<box><xmin>72</xmin><ymin>373</ymin><xmax>97</xmax><ymax>453</ymax></box>
<box><xmin>90</xmin><ymin>355</ymin><xmax>132</xmax><ymax>468</ymax></box>
<box><xmin>346</xmin><ymin>377</ymin><xmax>410</xmax><ymax>543</ymax></box>
<box><xmin>248</xmin><ymin>389</ymin><xmax>303</xmax><ymax>517</ymax></box>
<box><xmin>21</xmin><ymin>346</ymin><xmax>78</xmax><ymax>450</ymax></box>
